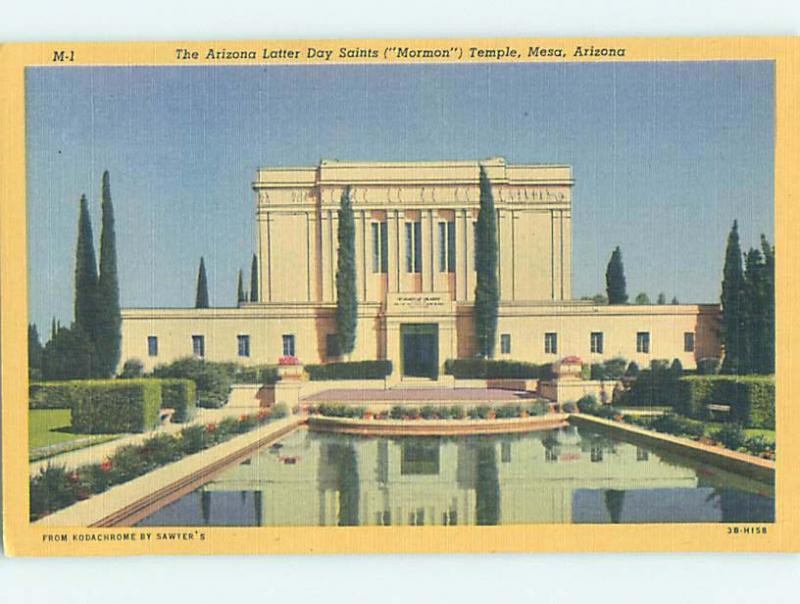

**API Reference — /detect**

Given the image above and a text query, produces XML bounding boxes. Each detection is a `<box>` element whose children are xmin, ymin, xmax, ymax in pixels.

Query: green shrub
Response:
<box><xmin>713</xmin><ymin>424</ymin><xmax>746</xmax><ymax>451</ymax></box>
<box><xmin>625</xmin><ymin>361</ymin><xmax>640</xmax><ymax>377</ymax></box>
<box><xmin>495</xmin><ymin>405</ymin><xmax>521</xmax><ymax>419</ymax></box>
<box><xmin>697</xmin><ymin>357</ymin><xmax>721</xmax><ymax>375</ymax></box>
<box><xmin>305</xmin><ymin>360</ymin><xmax>392</xmax><ymax>380</ymax></box>
<box><xmin>68</xmin><ymin>379</ymin><xmax>162</xmax><ymax>434</ymax></box>
<box><xmin>272</xmin><ymin>402</ymin><xmax>290</xmax><ymax>418</ymax></box>
<box><xmin>29</xmin><ymin>382</ymin><xmax>78</xmax><ymax>409</ymax></box>
<box><xmin>233</xmin><ymin>364</ymin><xmax>280</xmax><ymax>385</ymax></box>
<box><xmin>525</xmin><ymin>401</ymin><xmax>551</xmax><ymax>416</ymax></box>
<box><xmin>151</xmin><ymin>357</ymin><xmax>232</xmax><ymax>408</ymax></box>
<box><xmin>443</xmin><ymin>359</ymin><xmax>553</xmax><ymax>380</ymax></box>
<box><xmin>107</xmin><ymin>444</ymin><xmax>157</xmax><ymax>483</ymax></box>
<box><xmin>468</xmin><ymin>405</ymin><xmax>492</xmax><ymax>419</ymax></box>
<box><xmin>449</xmin><ymin>405</ymin><xmax>466</xmax><ymax>419</ymax></box>
<box><xmin>390</xmin><ymin>405</ymin><xmax>406</xmax><ymax>419</ymax></box>
<box><xmin>420</xmin><ymin>405</ymin><xmax>438</xmax><ymax>419</ymax></box>
<box><xmin>561</xmin><ymin>402</ymin><xmax>577</xmax><ymax>413</ymax></box>
<box><xmin>650</xmin><ymin>413</ymin><xmax>705</xmax><ymax>438</ymax></box>
<box><xmin>29</xmin><ymin>465</ymin><xmax>77</xmax><ymax>519</ymax></box>
<box><xmin>677</xmin><ymin>375</ymin><xmax>775</xmax><ymax>428</ymax></box>
<box><xmin>624</xmin><ymin>362</ymin><xmax>682</xmax><ymax>408</ymax></box>
<box><xmin>159</xmin><ymin>379</ymin><xmax>197</xmax><ymax>422</ymax></box>
<box><xmin>138</xmin><ymin>433</ymin><xmax>183</xmax><ymax>466</ymax></box>
<box><xmin>179</xmin><ymin>425</ymin><xmax>206</xmax><ymax>455</ymax></box>
<box><xmin>119</xmin><ymin>358</ymin><xmax>144</xmax><ymax>379</ymax></box>
<box><xmin>590</xmin><ymin>358</ymin><xmax>627</xmax><ymax>381</ymax></box>
<box><xmin>744</xmin><ymin>435</ymin><xmax>774</xmax><ymax>456</ymax></box>
<box><xmin>576</xmin><ymin>395</ymin><xmax>599</xmax><ymax>414</ymax></box>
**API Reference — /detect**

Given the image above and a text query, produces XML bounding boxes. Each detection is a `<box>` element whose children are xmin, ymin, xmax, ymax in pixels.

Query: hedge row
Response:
<box><xmin>29</xmin><ymin>382</ymin><xmax>77</xmax><ymax>410</ymax></box>
<box><xmin>305</xmin><ymin>360</ymin><xmax>393</xmax><ymax>381</ymax></box>
<box><xmin>69</xmin><ymin>380</ymin><xmax>162</xmax><ymax>434</ymax></box>
<box><xmin>675</xmin><ymin>375</ymin><xmax>775</xmax><ymax>429</ymax></box>
<box><xmin>443</xmin><ymin>359</ymin><xmax>554</xmax><ymax>380</ymax></box>
<box><xmin>30</xmin><ymin>379</ymin><xmax>196</xmax><ymax>433</ymax></box>
<box><xmin>159</xmin><ymin>379</ymin><xmax>197</xmax><ymax>423</ymax></box>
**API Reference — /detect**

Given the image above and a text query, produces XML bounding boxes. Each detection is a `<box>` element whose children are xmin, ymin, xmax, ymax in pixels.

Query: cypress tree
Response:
<box><xmin>474</xmin><ymin>166</ymin><xmax>499</xmax><ymax>358</ymax></box>
<box><xmin>51</xmin><ymin>317</ymin><xmax>57</xmax><ymax>341</ymax></box>
<box><xmin>671</xmin><ymin>296</ymin><xmax>679</xmax><ymax>305</ymax></box>
<box><xmin>761</xmin><ymin>235</ymin><xmax>775</xmax><ymax>374</ymax></box>
<box><xmin>237</xmin><ymin>269</ymin><xmax>246</xmax><ymax>304</ymax></box>
<box><xmin>96</xmin><ymin>171</ymin><xmax>122</xmax><ymax>377</ymax></box>
<box><xmin>74</xmin><ymin>194</ymin><xmax>100</xmax><ymax>346</ymax></box>
<box><xmin>657</xmin><ymin>292</ymin><xmax>666</xmax><ymax>305</ymax></box>
<box><xmin>195</xmin><ymin>257</ymin><xmax>209</xmax><ymax>308</ymax></box>
<box><xmin>28</xmin><ymin>323</ymin><xmax>44</xmax><ymax>378</ymax></box>
<box><xmin>721</xmin><ymin>220</ymin><xmax>746</xmax><ymax>374</ymax></box>
<box><xmin>335</xmin><ymin>186</ymin><xmax>357</xmax><ymax>356</ymax></box>
<box><xmin>605</xmin><ymin>247</ymin><xmax>628</xmax><ymax>304</ymax></box>
<box><xmin>742</xmin><ymin>247</ymin><xmax>767</xmax><ymax>375</ymax></box>
<box><xmin>249</xmin><ymin>254</ymin><xmax>259</xmax><ymax>302</ymax></box>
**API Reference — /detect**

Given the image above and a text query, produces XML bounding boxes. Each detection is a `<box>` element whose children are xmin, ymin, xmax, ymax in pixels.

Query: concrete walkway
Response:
<box><xmin>29</xmin><ymin>404</ymin><xmax>262</xmax><ymax>476</ymax></box>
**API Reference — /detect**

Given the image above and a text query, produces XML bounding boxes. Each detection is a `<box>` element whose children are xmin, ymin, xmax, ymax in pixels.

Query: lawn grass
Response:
<box><xmin>29</xmin><ymin>409</ymin><xmax>120</xmax><ymax>456</ymax></box>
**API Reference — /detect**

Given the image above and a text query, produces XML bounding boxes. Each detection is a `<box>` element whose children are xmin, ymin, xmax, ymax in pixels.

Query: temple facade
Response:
<box><xmin>120</xmin><ymin>158</ymin><xmax>721</xmax><ymax>379</ymax></box>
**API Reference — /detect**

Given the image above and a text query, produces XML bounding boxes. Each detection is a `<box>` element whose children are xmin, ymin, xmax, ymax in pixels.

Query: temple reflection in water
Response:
<box><xmin>137</xmin><ymin>426</ymin><xmax>774</xmax><ymax>527</ymax></box>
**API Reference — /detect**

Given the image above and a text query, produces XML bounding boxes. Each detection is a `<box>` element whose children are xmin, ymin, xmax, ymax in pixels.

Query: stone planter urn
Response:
<box><xmin>277</xmin><ymin>355</ymin><xmax>303</xmax><ymax>381</ymax></box>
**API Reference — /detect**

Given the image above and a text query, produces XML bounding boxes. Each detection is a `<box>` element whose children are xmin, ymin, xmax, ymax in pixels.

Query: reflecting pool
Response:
<box><xmin>136</xmin><ymin>426</ymin><xmax>774</xmax><ymax>527</ymax></box>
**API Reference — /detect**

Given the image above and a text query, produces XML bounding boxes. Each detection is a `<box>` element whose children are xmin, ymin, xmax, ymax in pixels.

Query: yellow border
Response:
<box><xmin>2</xmin><ymin>37</ymin><xmax>798</xmax><ymax>556</ymax></box>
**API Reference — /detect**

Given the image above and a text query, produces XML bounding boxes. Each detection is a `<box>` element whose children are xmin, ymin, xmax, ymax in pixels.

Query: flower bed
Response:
<box><xmin>575</xmin><ymin>396</ymin><xmax>775</xmax><ymax>460</ymax></box>
<box><xmin>305</xmin><ymin>401</ymin><xmax>554</xmax><ymax>421</ymax></box>
<box><xmin>29</xmin><ymin>410</ymin><xmax>273</xmax><ymax>521</ymax></box>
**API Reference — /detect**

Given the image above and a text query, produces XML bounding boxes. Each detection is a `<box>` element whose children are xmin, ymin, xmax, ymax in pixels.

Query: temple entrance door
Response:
<box><xmin>401</xmin><ymin>323</ymin><xmax>439</xmax><ymax>379</ymax></box>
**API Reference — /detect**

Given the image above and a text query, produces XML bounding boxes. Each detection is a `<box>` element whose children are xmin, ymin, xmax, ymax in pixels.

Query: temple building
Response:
<box><xmin>120</xmin><ymin>158</ymin><xmax>720</xmax><ymax>380</ymax></box>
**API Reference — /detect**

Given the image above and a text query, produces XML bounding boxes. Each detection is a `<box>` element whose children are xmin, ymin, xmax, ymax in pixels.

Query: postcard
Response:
<box><xmin>1</xmin><ymin>37</ymin><xmax>797</xmax><ymax>556</ymax></box>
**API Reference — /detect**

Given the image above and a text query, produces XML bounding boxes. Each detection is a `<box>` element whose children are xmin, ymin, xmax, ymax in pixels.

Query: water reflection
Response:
<box><xmin>136</xmin><ymin>426</ymin><xmax>774</xmax><ymax>527</ymax></box>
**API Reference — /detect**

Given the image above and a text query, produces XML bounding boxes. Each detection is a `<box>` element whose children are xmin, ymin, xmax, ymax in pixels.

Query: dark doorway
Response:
<box><xmin>401</xmin><ymin>323</ymin><xmax>439</xmax><ymax>378</ymax></box>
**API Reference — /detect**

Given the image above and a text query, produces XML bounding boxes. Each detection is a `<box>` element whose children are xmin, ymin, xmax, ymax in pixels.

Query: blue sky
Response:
<box><xmin>26</xmin><ymin>61</ymin><xmax>774</xmax><ymax>334</ymax></box>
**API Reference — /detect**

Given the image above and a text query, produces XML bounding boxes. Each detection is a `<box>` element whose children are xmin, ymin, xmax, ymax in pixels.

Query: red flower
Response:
<box><xmin>206</xmin><ymin>423</ymin><xmax>218</xmax><ymax>432</ymax></box>
<box><xmin>68</xmin><ymin>471</ymin><xmax>80</xmax><ymax>483</ymax></box>
<box><xmin>278</xmin><ymin>355</ymin><xmax>301</xmax><ymax>366</ymax></box>
<box><xmin>240</xmin><ymin>414</ymin><xmax>249</xmax><ymax>422</ymax></box>
<box><xmin>100</xmin><ymin>459</ymin><xmax>113</xmax><ymax>472</ymax></box>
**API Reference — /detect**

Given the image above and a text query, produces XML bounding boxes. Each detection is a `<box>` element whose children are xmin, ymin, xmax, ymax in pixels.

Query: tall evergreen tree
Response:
<box><xmin>474</xmin><ymin>166</ymin><xmax>500</xmax><ymax>358</ymax></box>
<box><xmin>195</xmin><ymin>257</ymin><xmax>209</xmax><ymax>308</ymax></box>
<box><xmin>721</xmin><ymin>220</ymin><xmax>746</xmax><ymax>374</ymax></box>
<box><xmin>761</xmin><ymin>235</ymin><xmax>775</xmax><ymax>374</ymax></box>
<box><xmin>671</xmin><ymin>296</ymin><xmax>679</xmax><ymax>305</ymax></box>
<box><xmin>74</xmin><ymin>194</ymin><xmax>100</xmax><ymax>346</ymax></box>
<box><xmin>657</xmin><ymin>292</ymin><xmax>666</xmax><ymax>305</ymax></box>
<box><xmin>335</xmin><ymin>186</ymin><xmax>357</xmax><ymax>356</ymax></box>
<box><xmin>741</xmin><ymin>248</ymin><xmax>766</xmax><ymax>375</ymax></box>
<box><xmin>249</xmin><ymin>254</ymin><xmax>259</xmax><ymax>302</ymax></box>
<box><xmin>237</xmin><ymin>269</ymin><xmax>246</xmax><ymax>304</ymax></box>
<box><xmin>28</xmin><ymin>323</ymin><xmax>44</xmax><ymax>379</ymax></box>
<box><xmin>96</xmin><ymin>171</ymin><xmax>122</xmax><ymax>377</ymax></box>
<box><xmin>605</xmin><ymin>247</ymin><xmax>628</xmax><ymax>304</ymax></box>
<box><xmin>50</xmin><ymin>317</ymin><xmax>57</xmax><ymax>340</ymax></box>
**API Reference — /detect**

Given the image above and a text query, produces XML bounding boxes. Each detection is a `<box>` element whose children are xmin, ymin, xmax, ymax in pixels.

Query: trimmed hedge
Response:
<box><xmin>159</xmin><ymin>379</ymin><xmax>197</xmax><ymax>423</ymax></box>
<box><xmin>233</xmin><ymin>364</ymin><xmax>280</xmax><ymax>385</ymax></box>
<box><xmin>29</xmin><ymin>382</ymin><xmax>77</xmax><ymax>409</ymax></box>
<box><xmin>676</xmin><ymin>375</ymin><xmax>775</xmax><ymax>429</ymax></box>
<box><xmin>305</xmin><ymin>360</ymin><xmax>392</xmax><ymax>381</ymax></box>
<box><xmin>151</xmin><ymin>357</ymin><xmax>231</xmax><ymax>408</ymax></box>
<box><xmin>443</xmin><ymin>359</ymin><xmax>553</xmax><ymax>380</ymax></box>
<box><xmin>70</xmin><ymin>379</ymin><xmax>162</xmax><ymax>434</ymax></box>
